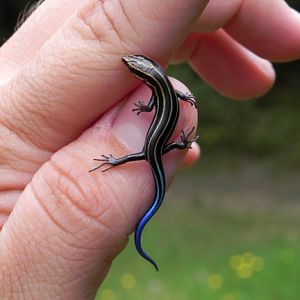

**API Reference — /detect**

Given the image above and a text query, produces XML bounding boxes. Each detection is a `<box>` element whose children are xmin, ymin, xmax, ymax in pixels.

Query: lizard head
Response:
<box><xmin>121</xmin><ymin>55</ymin><xmax>160</xmax><ymax>80</ymax></box>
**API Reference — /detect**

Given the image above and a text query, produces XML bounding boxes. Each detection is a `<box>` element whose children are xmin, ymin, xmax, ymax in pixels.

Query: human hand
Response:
<box><xmin>0</xmin><ymin>0</ymin><xmax>299</xmax><ymax>299</ymax></box>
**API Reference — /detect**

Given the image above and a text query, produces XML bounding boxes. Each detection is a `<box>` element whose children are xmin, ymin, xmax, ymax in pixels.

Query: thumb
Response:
<box><xmin>0</xmin><ymin>80</ymin><xmax>198</xmax><ymax>299</ymax></box>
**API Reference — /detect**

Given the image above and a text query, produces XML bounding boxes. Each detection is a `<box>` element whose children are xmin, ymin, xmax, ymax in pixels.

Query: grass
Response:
<box><xmin>95</xmin><ymin>52</ymin><xmax>300</xmax><ymax>300</ymax></box>
<box><xmin>96</xmin><ymin>157</ymin><xmax>300</xmax><ymax>300</ymax></box>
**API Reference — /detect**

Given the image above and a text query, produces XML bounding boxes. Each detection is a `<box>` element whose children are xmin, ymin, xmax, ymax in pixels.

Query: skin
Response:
<box><xmin>0</xmin><ymin>0</ymin><xmax>299</xmax><ymax>298</ymax></box>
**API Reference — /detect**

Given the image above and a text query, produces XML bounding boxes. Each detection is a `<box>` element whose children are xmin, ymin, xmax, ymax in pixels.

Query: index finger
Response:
<box><xmin>0</xmin><ymin>0</ymin><xmax>208</xmax><ymax>153</ymax></box>
<box><xmin>225</xmin><ymin>0</ymin><xmax>300</xmax><ymax>62</ymax></box>
<box><xmin>195</xmin><ymin>0</ymin><xmax>300</xmax><ymax>62</ymax></box>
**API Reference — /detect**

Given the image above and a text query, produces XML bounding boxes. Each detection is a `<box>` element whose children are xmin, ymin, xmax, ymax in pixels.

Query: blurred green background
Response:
<box><xmin>1</xmin><ymin>1</ymin><xmax>299</xmax><ymax>299</ymax></box>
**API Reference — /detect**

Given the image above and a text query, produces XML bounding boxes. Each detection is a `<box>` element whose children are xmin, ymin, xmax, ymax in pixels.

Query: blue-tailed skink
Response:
<box><xmin>90</xmin><ymin>55</ymin><xmax>198</xmax><ymax>271</ymax></box>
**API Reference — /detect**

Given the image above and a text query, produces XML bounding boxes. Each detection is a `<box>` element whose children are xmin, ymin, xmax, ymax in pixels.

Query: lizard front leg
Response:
<box><xmin>132</xmin><ymin>94</ymin><xmax>156</xmax><ymax>115</ymax></box>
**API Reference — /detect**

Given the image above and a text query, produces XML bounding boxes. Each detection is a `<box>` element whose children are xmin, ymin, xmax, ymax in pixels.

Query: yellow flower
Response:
<box><xmin>222</xmin><ymin>294</ymin><xmax>236</xmax><ymax>300</ymax></box>
<box><xmin>242</xmin><ymin>252</ymin><xmax>254</xmax><ymax>264</ymax></box>
<box><xmin>230</xmin><ymin>255</ymin><xmax>242</xmax><ymax>270</ymax></box>
<box><xmin>99</xmin><ymin>289</ymin><xmax>116</xmax><ymax>300</ymax></box>
<box><xmin>120</xmin><ymin>273</ymin><xmax>136</xmax><ymax>290</ymax></box>
<box><xmin>229</xmin><ymin>252</ymin><xmax>265</xmax><ymax>279</ymax></box>
<box><xmin>236</xmin><ymin>264</ymin><xmax>253</xmax><ymax>279</ymax></box>
<box><xmin>207</xmin><ymin>274</ymin><xmax>223</xmax><ymax>290</ymax></box>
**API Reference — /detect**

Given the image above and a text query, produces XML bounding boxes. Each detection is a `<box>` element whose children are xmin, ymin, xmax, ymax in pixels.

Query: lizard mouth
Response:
<box><xmin>121</xmin><ymin>55</ymin><xmax>137</xmax><ymax>64</ymax></box>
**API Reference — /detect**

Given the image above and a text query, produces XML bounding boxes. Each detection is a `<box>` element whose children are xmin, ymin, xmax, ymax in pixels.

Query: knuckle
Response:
<box><xmin>0</xmin><ymin>121</ymin><xmax>50</xmax><ymax>190</ymax></box>
<box><xmin>38</xmin><ymin>158</ymin><xmax>110</xmax><ymax>225</ymax></box>
<box><xmin>73</xmin><ymin>0</ymin><xmax>107</xmax><ymax>43</ymax></box>
<box><xmin>0</xmin><ymin>77</ymin><xmax>56</xmax><ymax>153</ymax></box>
<box><xmin>32</xmin><ymin>151</ymin><xmax>128</xmax><ymax>242</ymax></box>
<box><xmin>71</xmin><ymin>0</ymin><xmax>138</xmax><ymax>52</ymax></box>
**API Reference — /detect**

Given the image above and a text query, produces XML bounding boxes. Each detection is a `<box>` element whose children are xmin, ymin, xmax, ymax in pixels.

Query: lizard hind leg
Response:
<box><xmin>89</xmin><ymin>154</ymin><xmax>120</xmax><ymax>172</ymax></box>
<box><xmin>175</xmin><ymin>90</ymin><xmax>198</xmax><ymax>109</ymax></box>
<box><xmin>163</xmin><ymin>127</ymin><xmax>199</xmax><ymax>154</ymax></box>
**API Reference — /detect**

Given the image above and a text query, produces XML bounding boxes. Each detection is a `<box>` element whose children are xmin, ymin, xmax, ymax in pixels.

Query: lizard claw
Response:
<box><xmin>132</xmin><ymin>100</ymin><xmax>149</xmax><ymax>115</ymax></box>
<box><xmin>89</xmin><ymin>154</ymin><xmax>118</xmax><ymax>172</ymax></box>
<box><xmin>180</xmin><ymin>127</ymin><xmax>199</xmax><ymax>149</ymax></box>
<box><xmin>184</xmin><ymin>93</ymin><xmax>198</xmax><ymax>109</ymax></box>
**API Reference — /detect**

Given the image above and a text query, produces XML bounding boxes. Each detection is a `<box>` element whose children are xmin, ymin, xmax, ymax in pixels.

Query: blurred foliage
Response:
<box><xmin>97</xmin><ymin>164</ymin><xmax>300</xmax><ymax>300</ymax></box>
<box><xmin>168</xmin><ymin>61</ymin><xmax>300</xmax><ymax>165</ymax></box>
<box><xmin>0</xmin><ymin>0</ymin><xmax>299</xmax><ymax>165</ymax></box>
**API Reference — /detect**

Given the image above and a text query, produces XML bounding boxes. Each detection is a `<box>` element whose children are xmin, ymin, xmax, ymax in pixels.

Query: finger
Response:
<box><xmin>0</xmin><ymin>81</ymin><xmax>197</xmax><ymax>296</ymax></box>
<box><xmin>0</xmin><ymin>191</ymin><xmax>20</xmax><ymax>229</ymax></box>
<box><xmin>224</xmin><ymin>0</ymin><xmax>300</xmax><ymax>62</ymax></box>
<box><xmin>0</xmin><ymin>0</ymin><xmax>84</xmax><ymax>83</ymax></box>
<box><xmin>0</xmin><ymin>0</ymin><xmax>208</xmax><ymax>167</ymax></box>
<box><xmin>0</xmin><ymin>77</ymin><xmax>196</xmax><ymax>225</ymax></box>
<box><xmin>194</xmin><ymin>0</ymin><xmax>300</xmax><ymax>62</ymax></box>
<box><xmin>175</xmin><ymin>30</ymin><xmax>275</xmax><ymax>99</ymax></box>
<box><xmin>194</xmin><ymin>0</ymin><xmax>243</xmax><ymax>32</ymax></box>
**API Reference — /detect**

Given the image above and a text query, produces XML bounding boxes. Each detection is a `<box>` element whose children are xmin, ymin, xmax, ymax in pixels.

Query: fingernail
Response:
<box><xmin>246</xmin><ymin>49</ymin><xmax>275</xmax><ymax>79</ymax></box>
<box><xmin>259</xmin><ymin>59</ymin><xmax>275</xmax><ymax>79</ymax></box>
<box><xmin>112</xmin><ymin>85</ymin><xmax>154</xmax><ymax>151</ymax></box>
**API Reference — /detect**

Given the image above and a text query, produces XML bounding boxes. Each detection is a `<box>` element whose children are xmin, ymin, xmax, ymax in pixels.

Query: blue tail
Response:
<box><xmin>134</xmin><ymin>170</ymin><xmax>165</xmax><ymax>271</ymax></box>
<box><xmin>134</xmin><ymin>211</ymin><xmax>160</xmax><ymax>271</ymax></box>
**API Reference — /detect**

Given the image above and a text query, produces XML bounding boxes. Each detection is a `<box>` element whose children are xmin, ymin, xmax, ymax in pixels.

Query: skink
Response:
<box><xmin>90</xmin><ymin>55</ymin><xmax>198</xmax><ymax>270</ymax></box>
